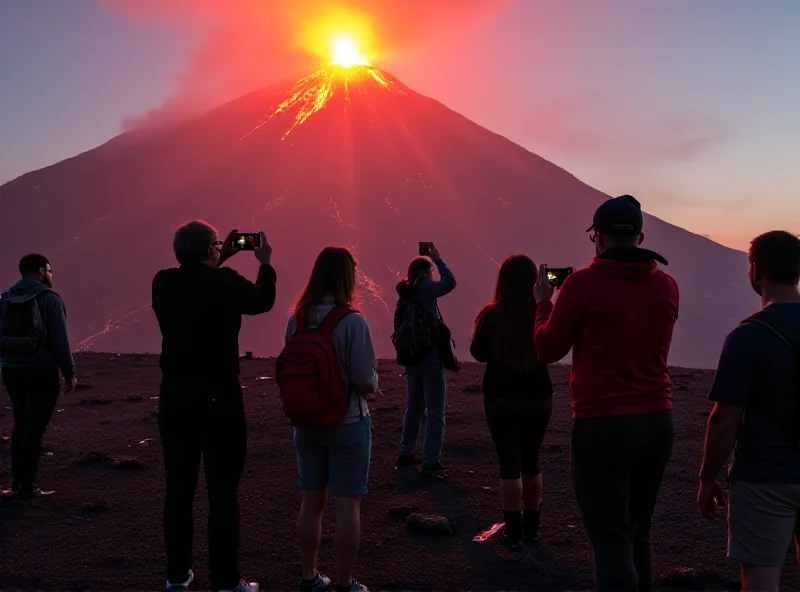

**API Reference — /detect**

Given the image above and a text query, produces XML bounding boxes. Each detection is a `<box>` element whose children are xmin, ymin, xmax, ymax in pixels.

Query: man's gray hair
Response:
<box><xmin>173</xmin><ymin>220</ymin><xmax>217</xmax><ymax>265</ymax></box>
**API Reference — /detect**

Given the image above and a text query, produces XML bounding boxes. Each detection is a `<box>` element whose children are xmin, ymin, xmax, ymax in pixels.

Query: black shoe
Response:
<box><xmin>500</xmin><ymin>525</ymin><xmax>523</xmax><ymax>551</ymax></box>
<box><xmin>523</xmin><ymin>508</ymin><xmax>541</xmax><ymax>543</ymax></box>
<box><xmin>421</xmin><ymin>461</ymin><xmax>449</xmax><ymax>475</ymax></box>
<box><xmin>16</xmin><ymin>484</ymin><xmax>55</xmax><ymax>499</ymax></box>
<box><xmin>395</xmin><ymin>454</ymin><xmax>421</xmax><ymax>468</ymax></box>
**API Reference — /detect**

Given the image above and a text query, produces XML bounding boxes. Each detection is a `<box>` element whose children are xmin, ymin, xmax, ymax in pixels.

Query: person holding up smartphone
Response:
<box><xmin>393</xmin><ymin>242</ymin><xmax>457</xmax><ymax>475</ymax></box>
<box><xmin>152</xmin><ymin>222</ymin><xmax>276</xmax><ymax>592</ymax></box>
<box><xmin>532</xmin><ymin>196</ymin><xmax>678</xmax><ymax>592</ymax></box>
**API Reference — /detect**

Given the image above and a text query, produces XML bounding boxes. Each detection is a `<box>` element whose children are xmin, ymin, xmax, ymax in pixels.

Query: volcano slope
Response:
<box><xmin>0</xmin><ymin>65</ymin><xmax>756</xmax><ymax>370</ymax></box>
<box><xmin>1</xmin><ymin>354</ymin><xmax>795</xmax><ymax>591</ymax></box>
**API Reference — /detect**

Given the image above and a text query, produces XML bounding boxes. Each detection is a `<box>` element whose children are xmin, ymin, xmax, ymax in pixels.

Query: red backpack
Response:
<box><xmin>276</xmin><ymin>305</ymin><xmax>357</xmax><ymax>428</ymax></box>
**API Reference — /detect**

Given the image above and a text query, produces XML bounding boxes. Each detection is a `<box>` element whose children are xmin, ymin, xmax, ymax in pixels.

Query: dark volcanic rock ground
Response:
<box><xmin>0</xmin><ymin>354</ymin><xmax>796</xmax><ymax>591</ymax></box>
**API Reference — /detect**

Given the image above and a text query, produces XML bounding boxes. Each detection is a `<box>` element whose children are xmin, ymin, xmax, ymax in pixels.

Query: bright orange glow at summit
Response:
<box><xmin>330</xmin><ymin>37</ymin><xmax>369</xmax><ymax>67</ymax></box>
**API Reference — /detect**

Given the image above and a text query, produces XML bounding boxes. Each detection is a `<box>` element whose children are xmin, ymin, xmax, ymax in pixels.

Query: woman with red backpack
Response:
<box><xmin>278</xmin><ymin>247</ymin><xmax>378</xmax><ymax>592</ymax></box>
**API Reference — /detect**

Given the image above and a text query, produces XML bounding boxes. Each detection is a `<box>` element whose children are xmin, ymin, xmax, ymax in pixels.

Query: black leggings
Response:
<box><xmin>484</xmin><ymin>396</ymin><xmax>553</xmax><ymax>479</ymax></box>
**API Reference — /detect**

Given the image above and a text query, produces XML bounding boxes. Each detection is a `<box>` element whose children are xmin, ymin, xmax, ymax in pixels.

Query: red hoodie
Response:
<box><xmin>534</xmin><ymin>248</ymin><xmax>679</xmax><ymax>419</ymax></box>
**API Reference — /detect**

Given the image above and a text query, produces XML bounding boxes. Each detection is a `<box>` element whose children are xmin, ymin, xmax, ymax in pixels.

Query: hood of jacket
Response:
<box><xmin>4</xmin><ymin>278</ymin><xmax>51</xmax><ymax>299</ymax></box>
<box><xmin>589</xmin><ymin>246</ymin><xmax>668</xmax><ymax>283</ymax></box>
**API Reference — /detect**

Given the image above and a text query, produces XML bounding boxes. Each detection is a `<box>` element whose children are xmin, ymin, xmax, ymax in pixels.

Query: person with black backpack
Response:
<box><xmin>699</xmin><ymin>230</ymin><xmax>800</xmax><ymax>592</ymax></box>
<box><xmin>279</xmin><ymin>246</ymin><xmax>377</xmax><ymax>592</ymax></box>
<box><xmin>393</xmin><ymin>246</ymin><xmax>457</xmax><ymax>475</ymax></box>
<box><xmin>0</xmin><ymin>253</ymin><xmax>75</xmax><ymax>499</ymax></box>
<box><xmin>469</xmin><ymin>254</ymin><xmax>553</xmax><ymax>551</ymax></box>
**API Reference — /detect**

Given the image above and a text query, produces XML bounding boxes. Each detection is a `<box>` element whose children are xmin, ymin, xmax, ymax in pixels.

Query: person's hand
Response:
<box><xmin>697</xmin><ymin>479</ymin><xmax>726</xmax><ymax>519</ymax></box>
<box><xmin>64</xmin><ymin>377</ymin><xmax>77</xmax><ymax>393</ymax></box>
<box><xmin>429</xmin><ymin>246</ymin><xmax>441</xmax><ymax>260</ymax></box>
<box><xmin>534</xmin><ymin>264</ymin><xmax>555</xmax><ymax>303</ymax></box>
<box><xmin>218</xmin><ymin>228</ymin><xmax>240</xmax><ymax>266</ymax></box>
<box><xmin>254</xmin><ymin>231</ymin><xmax>272</xmax><ymax>265</ymax></box>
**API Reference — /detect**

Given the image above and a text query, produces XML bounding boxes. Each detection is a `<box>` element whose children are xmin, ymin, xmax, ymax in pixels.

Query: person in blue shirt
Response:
<box><xmin>394</xmin><ymin>246</ymin><xmax>457</xmax><ymax>475</ymax></box>
<box><xmin>699</xmin><ymin>230</ymin><xmax>800</xmax><ymax>592</ymax></box>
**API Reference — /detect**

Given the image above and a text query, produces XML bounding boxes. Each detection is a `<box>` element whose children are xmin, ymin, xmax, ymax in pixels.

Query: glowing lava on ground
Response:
<box><xmin>244</xmin><ymin>65</ymin><xmax>405</xmax><ymax>141</ymax></box>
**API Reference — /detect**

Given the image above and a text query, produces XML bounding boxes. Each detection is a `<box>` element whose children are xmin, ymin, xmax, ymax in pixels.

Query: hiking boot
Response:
<box><xmin>500</xmin><ymin>525</ymin><xmax>523</xmax><ymax>552</ymax></box>
<box><xmin>16</xmin><ymin>484</ymin><xmax>55</xmax><ymax>499</ymax></box>
<box><xmin>395</xmin><ymin>454</ymin><xmax>421</xmax><ymax>467</ymax></box>
<box><xmin>502</xmin><ymin>510</ymin><xmax>523</xmax><ymax>551</ymax></box>
<box><xmin>167</xmin><ymin>570</ymin><xmax>194</xmax><ymax>591</ymax></box>
<box><xmin>218</xmin><ymin>578</ymin><xmax>258</xmax><ymax>592</ymax></box>
<box><xmin>336</xmin><ymin>581</ymin><xmax>368</xmax><ymax>592</ymax></box>
<box><xmin>421</xmin><ymin>461</ymin><xmax>449</xmax><ymax>475</ymax></box>
<box><xmin>523</xmin><ymin>508</ymin><xmax>541</xmax><ymax>543</ymax></box>
<box><xmin>300</xmin><ymin>573</ymin><xmax>331</xmax><ymax>591</ymax></box>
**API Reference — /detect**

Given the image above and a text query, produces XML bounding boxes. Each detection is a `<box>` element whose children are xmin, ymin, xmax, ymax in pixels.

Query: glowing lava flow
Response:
<box><xmin>242</xmin><ymin>65</ymin><xmax>404</xmax><ymax>141</ymax></box>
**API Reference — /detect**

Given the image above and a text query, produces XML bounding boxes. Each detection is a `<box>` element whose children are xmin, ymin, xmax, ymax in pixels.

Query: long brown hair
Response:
<box><xmin>474</xmin><ymin>254</ymin><xmax>540</xmax><ymax>372</ymax></box>
<box><xmin>294</xmin><ymin>247</ymin><xmax>357</xmax><ymax>326</ymax></box>
<box><xmin>400</xmin><ymin>256</ymin><xmax>433</xmax><ymax>288</ymax></box>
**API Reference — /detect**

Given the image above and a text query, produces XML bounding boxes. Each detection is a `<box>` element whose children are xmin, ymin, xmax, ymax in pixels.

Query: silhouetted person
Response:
<box><xmin>0</xmin><ymin>253</ymin><xmax>75</xmax><ymax>499</ymax></box>
<box><xmin>533</xmin><ymin>195</ymin><xmax>679</xmax><ymax>592</ymax></box>
<box><xmin>152</xmin><ymin>222</ymin><xmax>276</xmax><ymax>592</ymax></box>
<box><xmin>699</xmin><ymin>230</ymin><xmax>800</xmax><ymax>592</ymax></box>
<box><xmin>282</xmin><ymin>247</ymin><xmax>377</xmax><ymax>592</ymax></box>
<box><xmin>470</xmin><ymin>254</ymin><xmax>553</xmax><ymax>551</ymax></box>
<box><xmin>395</xmin><ymin>247</ymin><xmax>457</xmax><ymax>475</ymax></box>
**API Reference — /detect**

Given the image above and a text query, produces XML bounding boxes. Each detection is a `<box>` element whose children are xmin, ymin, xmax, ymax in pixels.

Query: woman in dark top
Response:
<box><xmin>470</xmin><ymin>254</ymin><xmax>553</xmax><ymax>551</ymax></box>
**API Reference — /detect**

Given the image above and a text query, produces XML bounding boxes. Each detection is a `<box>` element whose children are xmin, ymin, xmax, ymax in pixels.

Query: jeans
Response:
<box><xmin>158</xmin><ymin>377</ymin><xmax>247</xmax><ymax>590</ymax></box>
<box><xmin>399</xmin><ymin>363</ymin><xmax>446</xmax><ymax>464</ymax></box>
<box><xmin>571</xmin><ymin>410</ymin><xmax>674</xmax><ymax>592</ymax></box>
<box><xmin>294</xmin><ymin>415</ymin><xmax>372</xmax><ymax>497</ymax></box>
<box><xmin>2</xmin><ymin>366</ymin><xmax>60</xmax><ymax>489</ymax></box>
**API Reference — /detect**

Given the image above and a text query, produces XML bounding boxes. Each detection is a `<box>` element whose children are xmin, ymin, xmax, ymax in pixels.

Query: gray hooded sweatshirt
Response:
<box><xmin>0</xmin><ymin>278</ymin><xmax>75</xmax><ymax>380</ymax></box>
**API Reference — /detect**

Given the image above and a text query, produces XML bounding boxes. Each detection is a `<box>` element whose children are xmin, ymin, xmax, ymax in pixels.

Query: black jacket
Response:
<box><xmin>152</xmin><ymin>262</ymin><xmax>276</xmax><ymax>381</ymax></box>
<box><xmin>470</xmin><ymin>305</ymin><xmax>553</xmax><ymax>400</ymax></box>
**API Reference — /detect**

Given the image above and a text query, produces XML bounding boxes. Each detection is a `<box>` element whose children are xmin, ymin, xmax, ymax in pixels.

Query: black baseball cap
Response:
<box><xmin>586</xmin><ymin>195</ymin><xmax>643</xmax><ymax>236</ymax></box>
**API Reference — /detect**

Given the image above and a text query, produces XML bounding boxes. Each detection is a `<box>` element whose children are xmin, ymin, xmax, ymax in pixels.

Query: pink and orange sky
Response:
<box><xmin>1</xmin><ymin>0</ymin><xmax>798</xmax><ymax>251</ymax></box>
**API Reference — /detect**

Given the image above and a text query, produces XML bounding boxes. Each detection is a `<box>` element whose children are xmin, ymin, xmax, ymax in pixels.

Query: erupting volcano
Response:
<box><xmin>0</xmin><ymin>63</ymin><xmax>757</xmax><ymax>368</ymax></box>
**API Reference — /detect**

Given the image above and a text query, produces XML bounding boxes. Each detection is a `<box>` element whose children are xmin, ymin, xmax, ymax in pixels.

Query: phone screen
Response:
<box><xmin>233</xmin><ymin>233</ymin><xmax>259</xmax><ymax>251</ymax></box>
<box><xmin>546</xmin><ymin>267</ymin><xmax>574</xmax><ymax>288</ymax></box>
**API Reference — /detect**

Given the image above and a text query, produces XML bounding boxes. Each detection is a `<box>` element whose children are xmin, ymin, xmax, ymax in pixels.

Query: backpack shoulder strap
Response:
<box><xmin>319</xmin><ymin>305</ymin><xmax>358</xmax><ymax>336</ymax></box>
<box><xmin>294</xmin><ymin>313</ymin><xmax>309</xmax><ymax>335</ymax></box>
<box><xmin>741</xmin><ymin>310</ymin><xmax>800</xmax><ymax>350</ymax></box>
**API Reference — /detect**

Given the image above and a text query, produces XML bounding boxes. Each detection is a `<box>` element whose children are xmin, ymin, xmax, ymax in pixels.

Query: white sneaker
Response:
<box><xmin>219</xmin><ymin>579</ymin><xmax>258</xmax><ymax>592</ymax></box>
<box><xmin>166</xmin><ymin>570</ymin><xmax>194</xmax><ymax>591</ymax></box>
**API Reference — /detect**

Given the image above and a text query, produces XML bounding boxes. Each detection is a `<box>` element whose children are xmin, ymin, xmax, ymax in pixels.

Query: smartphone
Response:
<box><xmin>419</xmin><ymin>242</ymin><xmax>434</xmax><ymax>257</ymax></box>
<box><xmin>233</xmin><ymin>232</ymin><xmax>260</xmax><ymax>251</ymax></box>
<box><xmin>546</xmin><ymin>267</ymin><xmax>574</xmax><ymax>288</ymax></box>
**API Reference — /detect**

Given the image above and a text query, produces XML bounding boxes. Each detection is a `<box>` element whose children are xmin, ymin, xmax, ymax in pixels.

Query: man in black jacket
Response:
<box><xmin>152</xmin><ymin>221</ymin><xmax>276</xmax><ymax>592</ymax></box>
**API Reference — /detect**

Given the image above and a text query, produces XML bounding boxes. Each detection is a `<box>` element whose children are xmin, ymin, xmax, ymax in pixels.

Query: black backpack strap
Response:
<box><xmin>740</xmin><ymin>310</ymin><xmax>800</xmax><ymax>446</ymax></box>
<box><xmin>743</xmin><ymin>310</ymin><xmax>800</xmax><ymax>350</ymax></box>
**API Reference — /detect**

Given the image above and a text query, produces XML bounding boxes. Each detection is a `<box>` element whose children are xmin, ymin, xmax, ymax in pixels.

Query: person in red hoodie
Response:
<box><xmin>533</xmin><ymin>195</ymin><xmax>679</xmax><ymax>592</ymax></box>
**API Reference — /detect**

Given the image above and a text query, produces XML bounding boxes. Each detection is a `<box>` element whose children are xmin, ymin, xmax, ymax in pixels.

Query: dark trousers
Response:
<box><xmin>158</xmin><ymin>377</ymin><xmax>247</xmax><ymax>590</ymax></box>
<box><xmin>2</xmin><ymin>366</ymin><xmax>60</xmax><ymax>489</ymax></box>
<box><xmin>571</xmin><ymin>410</ymin><xmax>674</xmax><ymax>592</ymax></box>
<box><xmin>484</xmin><ymin>395</ymin><xmax>553</xmax><ymax>479</ymax></box>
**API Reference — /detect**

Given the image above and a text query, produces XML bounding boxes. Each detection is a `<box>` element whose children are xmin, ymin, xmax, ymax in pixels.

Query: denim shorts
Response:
<box><xmin>293</xmin><ymin>415</ymin><xmax>372</xmax><ymax>497</ymax></box>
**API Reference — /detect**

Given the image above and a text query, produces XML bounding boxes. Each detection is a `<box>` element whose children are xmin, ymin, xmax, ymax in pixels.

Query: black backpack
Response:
<box><xmin>0</xmin><ymin>291</ymin><xmax>49</xmax><ymax>357</ymax></box>
<box><xmin>740</xmin><ymin>310</ymin><xmax>800</xmax><ymax>446</ymax></box>
<box><xmin>391</xmin><ymin>297</ymin><xmax>435</xmax><ymax>366</ymax></box>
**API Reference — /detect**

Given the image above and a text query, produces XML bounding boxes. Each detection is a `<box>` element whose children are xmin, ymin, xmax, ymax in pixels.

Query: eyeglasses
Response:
<box><xmin>589</xmin><ymin>232</ymin><xmax>597</xmax><ymax>243</ymax></box>
<box><xmin>211</xmin><ymin>241</ymin><xmax>223</xmax><ymax>250</ymax></box>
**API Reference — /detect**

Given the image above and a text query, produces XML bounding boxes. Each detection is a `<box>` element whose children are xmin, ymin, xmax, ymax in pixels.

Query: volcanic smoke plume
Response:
<box><xmin>0</xmin><ymin>63</ymin><xmax>756</xmax><ymax>368</ymax></box>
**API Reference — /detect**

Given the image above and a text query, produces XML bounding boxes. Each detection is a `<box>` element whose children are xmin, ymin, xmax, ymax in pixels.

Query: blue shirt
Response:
<box><xmin>708</xmin><ymin>302</ymin><xmax>800</xmax><ymax>483</ymax></box>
